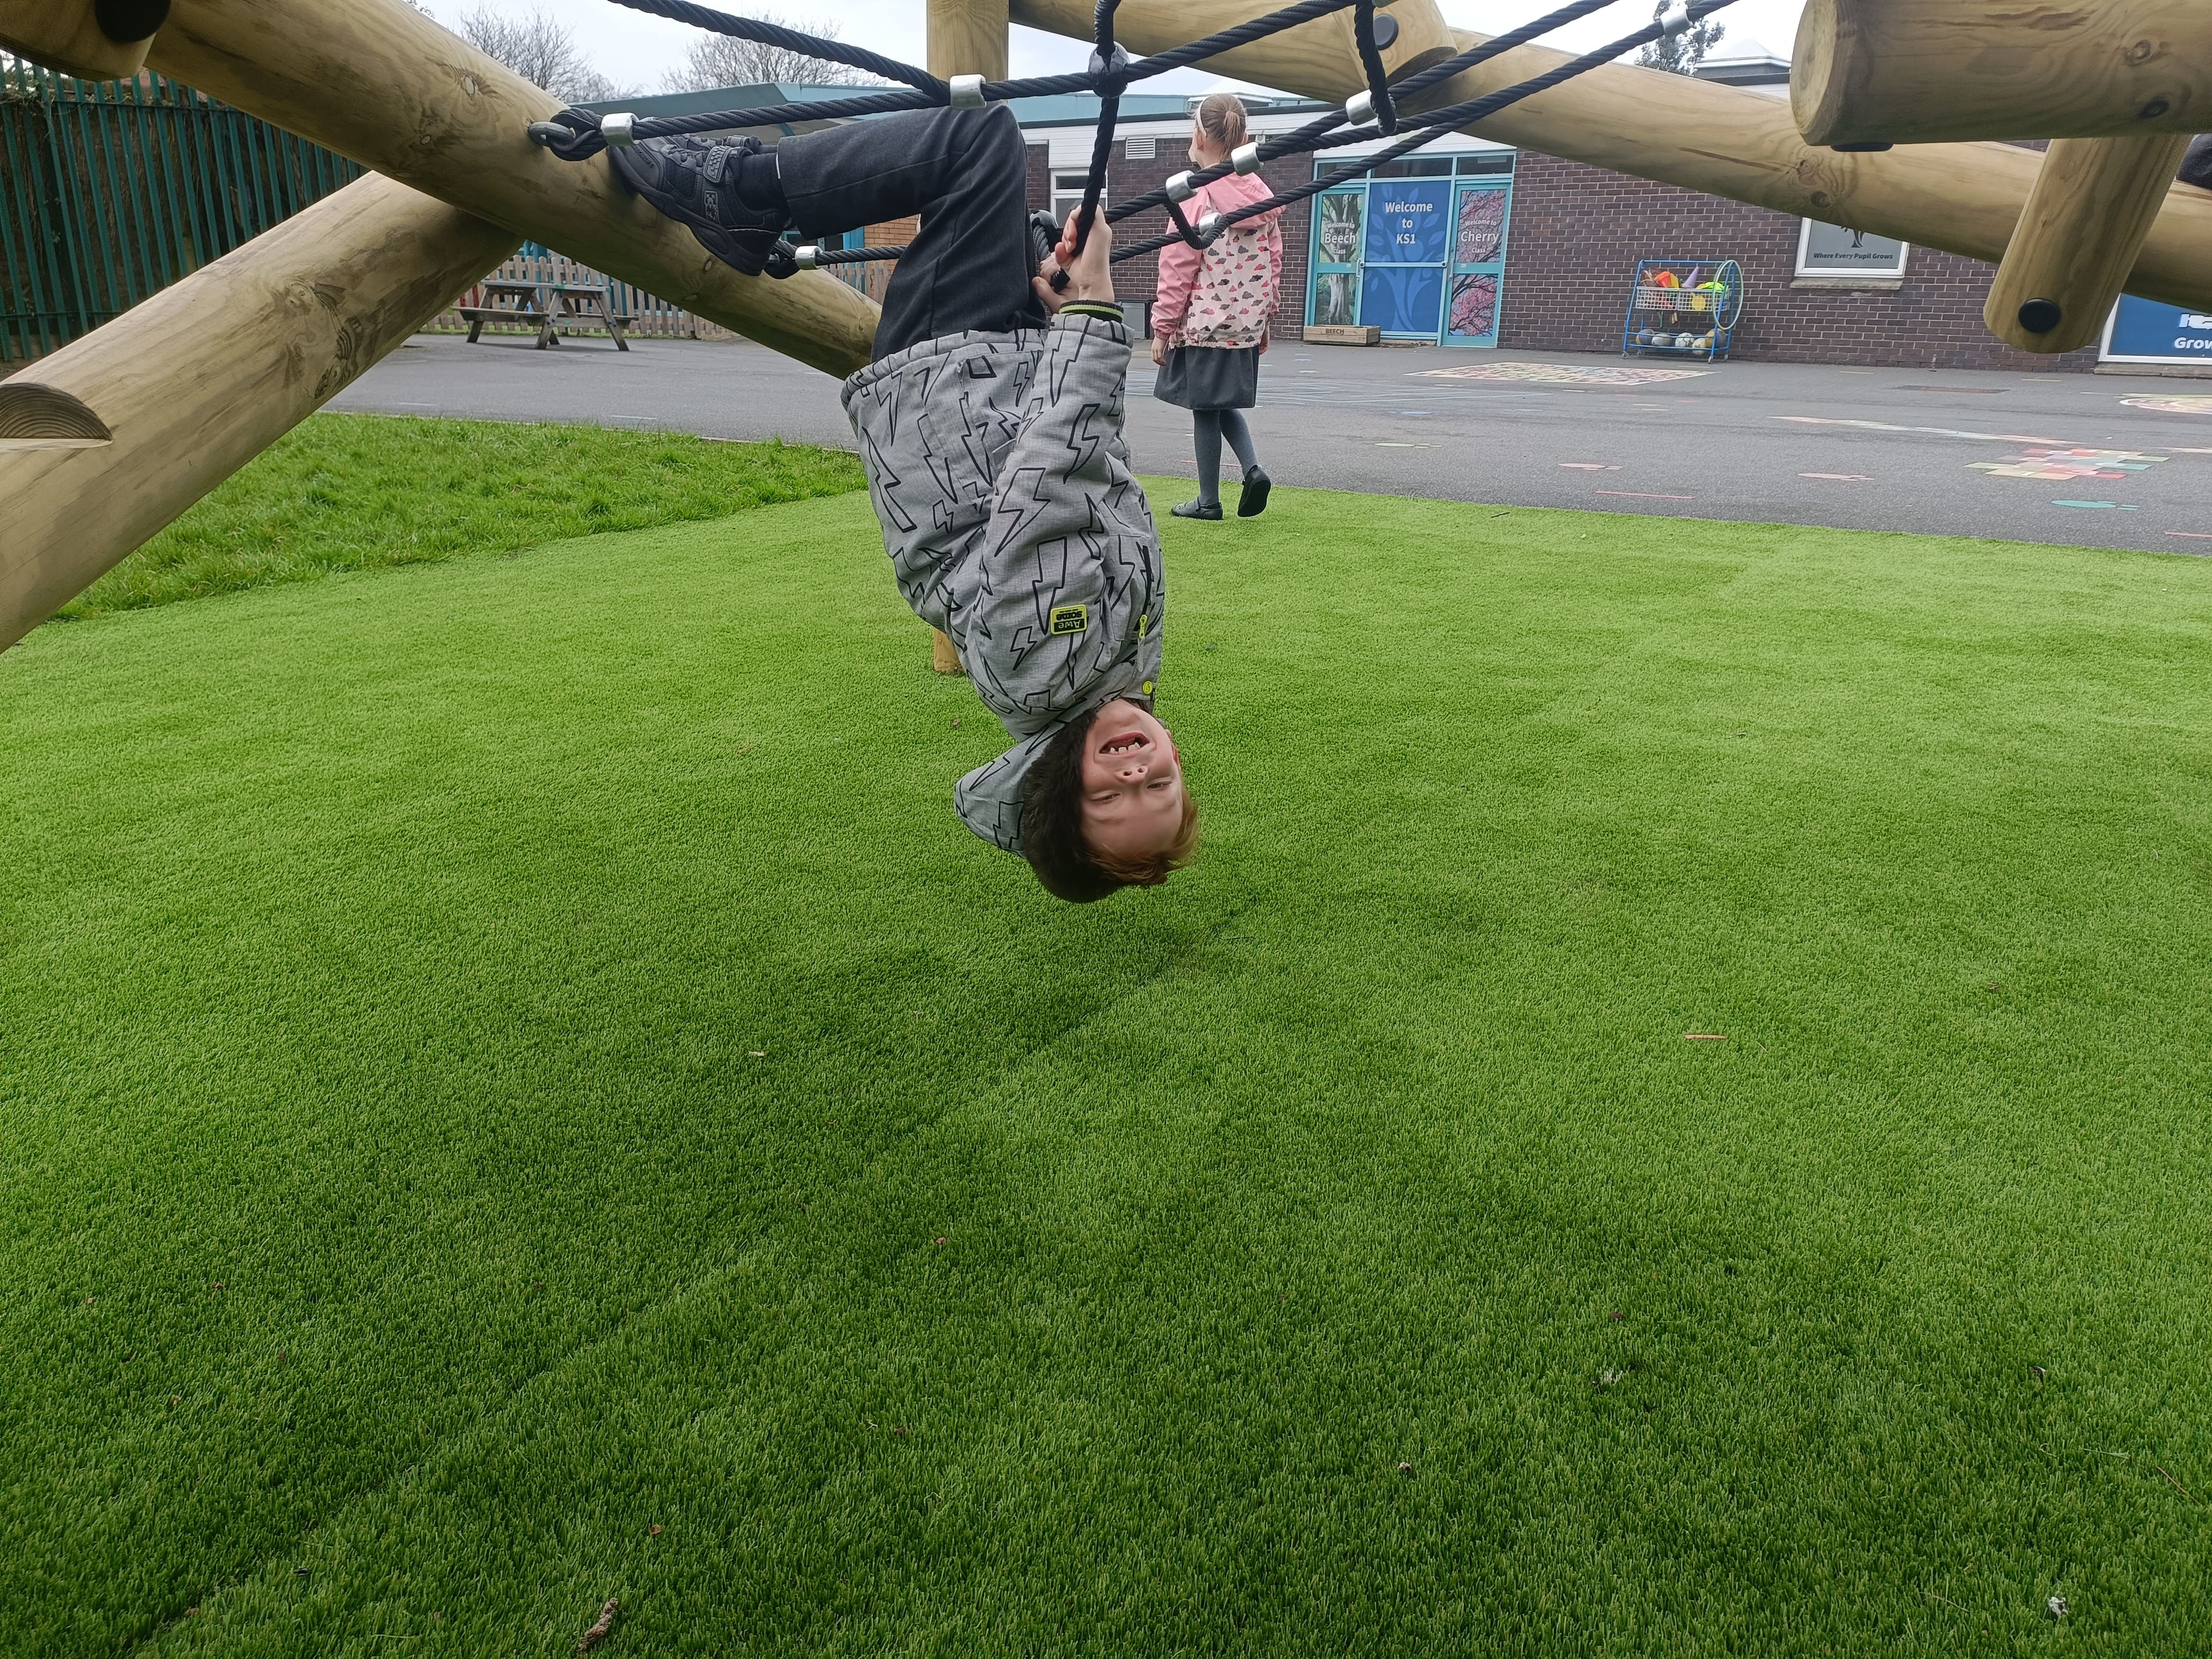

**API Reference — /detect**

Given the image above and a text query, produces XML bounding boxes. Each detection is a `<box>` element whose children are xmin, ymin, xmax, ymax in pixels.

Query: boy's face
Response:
<box><xmin>1079</xmin><ymin>699</ymin><xmax>1186</xmax><ymax>860</ymax></box>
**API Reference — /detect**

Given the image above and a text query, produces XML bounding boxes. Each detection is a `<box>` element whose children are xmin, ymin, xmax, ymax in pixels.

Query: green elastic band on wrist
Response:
<box><xmin>1059</xmin><ymin>302</ymin><xmax>1124</xmax><ymax>321</ymax></box>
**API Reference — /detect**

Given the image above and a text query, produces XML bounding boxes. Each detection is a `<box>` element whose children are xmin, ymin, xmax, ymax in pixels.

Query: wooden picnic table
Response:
<box><xmin>457</xmin><ymin>278</ymin><xmax>632</xmax><ymax>351</ymax></box>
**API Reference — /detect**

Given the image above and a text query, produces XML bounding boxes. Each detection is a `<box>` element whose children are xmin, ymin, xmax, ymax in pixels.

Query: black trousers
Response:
<box><xmin>775</xmin><ymin>104</ymin><xmax>1048</xmax><ymax>362</ymax></box>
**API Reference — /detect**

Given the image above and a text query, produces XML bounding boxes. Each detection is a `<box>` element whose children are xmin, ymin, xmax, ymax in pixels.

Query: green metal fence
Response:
<box><xmin>0</xmin><ymin>63</ymin><xmax>363</xmax><ymax>364</ymax></box>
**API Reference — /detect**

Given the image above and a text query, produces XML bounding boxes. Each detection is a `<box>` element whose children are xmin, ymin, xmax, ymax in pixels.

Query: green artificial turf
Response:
<box><xmin>57</xmin><ymin>414</ymin><xmax>864</xmax><ymax>619</ymax></box>
<box><xmin>4</xmin><ymin>485</ymin><xmax>2209</xmax><ymax>1657</ymax></box>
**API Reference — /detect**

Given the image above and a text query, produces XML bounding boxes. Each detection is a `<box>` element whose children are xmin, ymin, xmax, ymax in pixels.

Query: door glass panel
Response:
<box><xmin>1449</xmin><ymin>273</ymin><xmax>1499</xmax><ymax>339</ymax></box>
<box><xmin>1362</xmin><ymin>264</ymin><xmax>1443</xmax><ymax>336</ymax></box>
<box><xmin>1313</xmin><ymin>272</ymin><xmax>1359</xmax><ymax>327</ymax></box>
<box><xmin>1455</xmin><ymin>187</ymin><xmax>1506</xmax><ymax>265</ymax></box>
<box><xmin>1365</xmin><ymin>180</ymin><xmax>1449</xmax><ymax>265</ymax></box>
<box><xmin>1316</xmin><ymin>191</ymin><xmax>1362</xmax><ymax>268</ymax></box>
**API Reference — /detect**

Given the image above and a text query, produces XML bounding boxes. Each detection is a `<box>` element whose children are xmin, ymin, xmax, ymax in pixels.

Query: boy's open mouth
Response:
<box><xmin>1097</xmin><ymin>731</ymin><xmax>1149</xmax><ymax>757</ymax></box>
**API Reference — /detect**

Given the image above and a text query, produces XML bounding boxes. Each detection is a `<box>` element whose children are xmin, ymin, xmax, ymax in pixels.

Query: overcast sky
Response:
<box><xmin>413</xmin><ymin>0</ymin><xmax>1810</xmax><ymax>100</ymax></box>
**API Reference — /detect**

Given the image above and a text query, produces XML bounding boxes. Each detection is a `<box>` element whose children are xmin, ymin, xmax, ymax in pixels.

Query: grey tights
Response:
<box><xmin>1192</xmin><ymin>408</ymin><xmax>1260</xmax><ymax>507</ymax></box>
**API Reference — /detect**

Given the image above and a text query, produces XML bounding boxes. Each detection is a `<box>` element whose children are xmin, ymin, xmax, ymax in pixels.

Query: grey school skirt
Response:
<box><xmin>1152</xmin><ymin>343</ymin><xmax>1260</xmax><ymax>411</ymax></box>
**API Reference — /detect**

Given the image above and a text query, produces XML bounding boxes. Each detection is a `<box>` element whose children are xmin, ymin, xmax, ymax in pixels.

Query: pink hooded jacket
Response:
<box><xmin>1151</xmin><ymin>171</ymin><xmax>1284</xmax><ymax>349</ymax></box>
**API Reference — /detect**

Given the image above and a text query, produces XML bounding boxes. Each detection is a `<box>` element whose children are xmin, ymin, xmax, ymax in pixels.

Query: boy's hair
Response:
<box><xmin>1020</xmin><ymin>707</ymin><xmax>1200</xmax><ymax>903</ymax></box>
<box><xmin>1194</xmin><ymin>91</ymin><xmax>1249</xmax><ymax>154</ymax></box>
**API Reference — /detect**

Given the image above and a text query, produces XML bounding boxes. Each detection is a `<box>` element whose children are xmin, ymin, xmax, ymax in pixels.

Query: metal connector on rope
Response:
<box><xmin>1657</xmin><ymin>4</ymin><xmax>1692</xmax><ymax>33</ymax></box>
<box><xmin>599</xmin><ymin>111</ymin><xmax>639</xmax><ymax>147</ymax></box>
<box><xmin>1344</xmin><ymin>89</ymin><xmax>1376</xmax><ymax>125</ymax></box>
<box><xmin>949</xmin><ymin>73</ymin><xmax>986</xmax><ymax>108</ymax></box>
<box><xmin>1231</xmin><ymin>142</ymin><xmax>1261</xmax><ymax>175</ymax></box>
<box><xmin>1197</xmin><ymin>210</ymin><xmax>1226</xmax><ymax>240</ymax></box>
<box><xmin>1164</xmin><ymin>170</ymin><xmax>1196</xmax><ymax>203</ymax></box>
<box><xmin>792</xmin><ymin>243</ymin><xmax>822</xmax><ymax>269</ymax></box>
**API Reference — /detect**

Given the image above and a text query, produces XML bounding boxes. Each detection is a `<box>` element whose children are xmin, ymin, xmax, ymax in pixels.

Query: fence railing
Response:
<box><xmin>2</xmin><ymin>62</ymin><xmax>875</xmax><ymax>367</ymax></box>
<box><xmin>0</xmin><ymin>63</ymin><xmax>363</xmax><ymax>364</ymax></box>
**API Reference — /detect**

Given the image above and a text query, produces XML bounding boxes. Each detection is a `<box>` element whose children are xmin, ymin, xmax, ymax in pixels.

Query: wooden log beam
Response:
<box><xmin>1793</xmin><ymin>0</ymin><xmax>2212</xmax><ymax>148</ymax></box>
<box><xmin>146</xmin><ymin>0</ymin><xmax>877</xmax><ymax>378</ymax></box>
<box><xmin>1</xmin><ymin>174</ymin><xmax>517</xmax><ymax>653</ymax></box>
<box><xmin>1008</xmin><ymin>0</ymin><xmax>1457</xmax><ymax>92</ymax></box>
<box><xmin>0</xmin><ymin>0</ymin><xmax>167</xmax><ymax>82</ymax></box>
<box><xmin>1986</xmin><ymin>134</ymin><xmax>2196</xmax><ymax>354</ymax></box>
<box><xmin>1009</xmin><ymin>0</ymin><xmax>2212</xmax><ymax>317</ymax></box>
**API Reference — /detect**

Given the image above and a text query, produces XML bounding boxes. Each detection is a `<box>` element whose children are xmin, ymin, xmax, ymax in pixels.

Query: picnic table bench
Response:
<box><xmin>457</xmin><ymin>278</ymin><xmax>632</xmax><ymax>350</ymax></box>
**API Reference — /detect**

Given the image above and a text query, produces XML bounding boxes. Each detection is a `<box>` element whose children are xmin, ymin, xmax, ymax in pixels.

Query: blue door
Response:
<box><xmin>1360</xmin><ymin>178</ymin><xmax>1449</xmax><ymax>339</ymax></box>
<box><xmin>1305</xmin><ymin>168</ymin><xmax>1514</xmax><ymax>345</ymax></box>
<box><xmin>1446</xmin><ymin>180</ymin><xmax>1511</xmax><ymax>346</ymax></box>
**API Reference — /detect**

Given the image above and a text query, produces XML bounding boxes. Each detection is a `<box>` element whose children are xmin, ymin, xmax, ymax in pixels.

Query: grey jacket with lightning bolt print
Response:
<box><xmin>840</xmin><ymin>309</ymin><xmax>1164</xmax><ymax>857</ymax></box>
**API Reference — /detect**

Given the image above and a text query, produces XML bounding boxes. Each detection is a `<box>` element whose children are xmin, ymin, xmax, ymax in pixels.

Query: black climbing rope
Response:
<box><xmin>529</xmin><ymin>0</ymin><xmax>1739</xmax><ymax>279</ymax></box>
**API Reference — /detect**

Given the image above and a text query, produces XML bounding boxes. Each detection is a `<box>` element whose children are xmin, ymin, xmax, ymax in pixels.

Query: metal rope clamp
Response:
<box><xmin>949</xmin><ymin>73</ymin><xmax>986</xmax><ymax>108</ymax></box>
<box><xmin>599</xmin><ymin>111</ymin><xmax>639</xmax><ymax>147</ymax></box>
<box><xmin>1196</xmin><ymin>210</ymin><xmax>1226</xmax><ymax>241</ymax></box>
<box><xmin>1658</xmin><ymin>5</ymin><xmax>1692</xmax><ymax>33</ymax></box>
<box><xmin>1087</xmin><ymin>42</ymin><xmax>1133</xmax><ymax>86</ymax></box>
<box><xmin>1230</xmin><ymin>142</ymin><xmax>1261</xmax><ymax>176</ymax></box>
<box><xmin>1164</xmin><ymin>170</ymin><xmax>1196</xmax><ymax>203</ymax></box>
<box><xmin>792</xmin><ymin>244</ymin><xmax>822</xmax><ymax>269</ymax></box>
<box><xmin>1344</xmin><ymin>89</ymin><xmax>1376</xmax><ymax>126</ymax></box>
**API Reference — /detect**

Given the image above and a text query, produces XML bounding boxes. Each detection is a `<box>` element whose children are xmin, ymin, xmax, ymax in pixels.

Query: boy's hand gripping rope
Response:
<box><xmin>529</xmin><ymin>0</ymin><xmax>1737</xmax><ymax>279</ymax></box>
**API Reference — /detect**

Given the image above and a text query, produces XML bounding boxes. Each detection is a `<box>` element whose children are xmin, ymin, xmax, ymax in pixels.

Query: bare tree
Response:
<box><xmin>661</xmin><ymin>11</ymin><xmax>884</xmax><ymax>91</ymax></box>
<box><xmin>459</xmin><ymin>6</ymin><xmax>631</xmax><ymax>101</ymax></box>
<box><xmin>1635</xmin><ymin>3</ymin><xmax>1724</xmax><ymax>74</ymax></box>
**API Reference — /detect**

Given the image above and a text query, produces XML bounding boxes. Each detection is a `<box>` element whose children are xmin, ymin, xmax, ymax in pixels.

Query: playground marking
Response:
<box><xmin>1775</xmin><ymin>418</ymin><xmax>2171</xmax><ymax>483</ymax></box>
<box><xmin>2051</xmin><ymin>500</ymin><xmax>2138</xmax><ymax>510</ymax></box>
<box><xmin>1418</xmin><ymin>362</ymin><xmax>1711</xmax><ymax>385</ymax></box>
<box><xmin>1559</xmin><ymin>462</ymin><xmax>1620</xmax><ymax>470</ymax></box>
<box><xmin>2120</xmin><ymin>395</ymin><xmax>2212</xmax><ymax>415</ymax></box>
<box><xmin>2166</xmin><ymin>531</ymin><xmax>2212</xmax><ymax>539</ymax></box>
<box><xmin>1801</xmin><ymin>472</ymin><xmax>1873</xmax><ymax>481</ymax></box>
<box><xmin>1972</xmin><ymin>448</ymin><xmax>2167</xmax><ymax>482</ymax></box>
<box><xmin>1775</xmin><ymin>416</ymin><xmax>2074</xmax><ymax>443</ymax></box>
<box><xmin>1596</xmin><ymin>490</ymin><xmax>1693</xmax><ymax>500</ymax></box>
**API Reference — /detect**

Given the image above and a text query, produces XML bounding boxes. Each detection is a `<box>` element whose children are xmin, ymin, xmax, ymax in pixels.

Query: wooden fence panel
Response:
<box><xmin>1</xmin><ymin>65</ymin><xmax>785</xmax><ymax>365</ymax></box>
<box><xmin>1</xmin><ymin>64</ymin><xmax>369</xmax><ymax>363</ymax></box>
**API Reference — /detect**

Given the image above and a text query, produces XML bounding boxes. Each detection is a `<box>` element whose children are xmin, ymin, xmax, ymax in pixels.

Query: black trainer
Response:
<box><xmin>1237</xmin><ymin>465</ymin><xmax>1272</xmax><ymax>518</ymax></box>
<box><xmin>609</xmin><ymin>134</ymin><xmax>785</xmax><ymax>277</ymax></box>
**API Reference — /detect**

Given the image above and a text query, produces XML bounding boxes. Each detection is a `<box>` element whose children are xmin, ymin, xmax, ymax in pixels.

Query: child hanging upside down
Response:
<box><xmin>608</xmin><ymin>103</ymin><xmax>1195</xmax><ymax>902</ymax></box>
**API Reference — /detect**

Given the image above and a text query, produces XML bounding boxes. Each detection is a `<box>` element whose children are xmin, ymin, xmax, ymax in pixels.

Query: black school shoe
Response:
<box><xmin>609</xmin><ymin>135</ymin><xmax>785</xmax><ymax>276</ymax></box>
<box><xmin>1237</xmin><ymin>466</ymin><xmax>1272</xmax><ymax>518</ymax></box>
<box><xmin>1172</xmin><ymin>499</ymin><xmax>1223</xmax><ymax>520</ymax></box>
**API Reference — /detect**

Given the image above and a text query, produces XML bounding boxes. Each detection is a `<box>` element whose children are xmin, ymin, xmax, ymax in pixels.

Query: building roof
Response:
<box><xmin>1689</xmin><ymin>39</ymin><xmax>1792</xmax><ymax>88</ymax></box>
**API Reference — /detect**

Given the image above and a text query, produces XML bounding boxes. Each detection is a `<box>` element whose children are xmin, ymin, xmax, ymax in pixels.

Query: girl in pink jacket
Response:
<box><xmin>1150</xmin><ymin>93</ymin><xmax>1284</xmax><ymax>521</ymax></box>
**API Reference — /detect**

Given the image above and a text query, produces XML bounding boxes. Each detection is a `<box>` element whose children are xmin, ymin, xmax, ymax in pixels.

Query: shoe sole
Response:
<box><xmin>1237</xmin><ymin>475</ymin><xmax>1272</xmax><ymax>518</ymax></box>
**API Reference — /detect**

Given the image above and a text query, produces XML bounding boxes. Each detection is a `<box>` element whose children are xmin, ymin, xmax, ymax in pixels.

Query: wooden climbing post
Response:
<box><xmin>1985</xmin><ymin>134</ymin><xmax>2198</xmax><ymax>354</ymax></box>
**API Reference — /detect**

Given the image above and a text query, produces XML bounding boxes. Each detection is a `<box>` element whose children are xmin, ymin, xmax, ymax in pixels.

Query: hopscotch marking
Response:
<box><xmin>1420</xmin><ymin>362</ymin><xmax>1711</xmax><ymax>385</ymax></box>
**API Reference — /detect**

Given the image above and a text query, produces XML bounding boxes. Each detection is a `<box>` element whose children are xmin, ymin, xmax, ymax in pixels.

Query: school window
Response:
<box><xmin>1796</xmin><ymin>219</ymin><xmax>1909</xmax><ymax>277</ymax></box>
<box><xmin>1052</xmin><ymin>170</ymin><xmax>1103</xmax><ymax>225</ymax></box>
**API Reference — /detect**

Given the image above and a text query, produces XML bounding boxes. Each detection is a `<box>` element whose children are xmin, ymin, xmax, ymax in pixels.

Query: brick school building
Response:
<box><xmin>989</xmin><ymin>46</ymin><xmax>2197</xmax><ymax>376</ymax></box>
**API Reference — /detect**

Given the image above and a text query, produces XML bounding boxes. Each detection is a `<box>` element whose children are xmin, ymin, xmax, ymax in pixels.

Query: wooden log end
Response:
<box><xmin>0</xmin><ymin>383</ymin><xmax>114</xmax><ymax>446</ymax></box>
